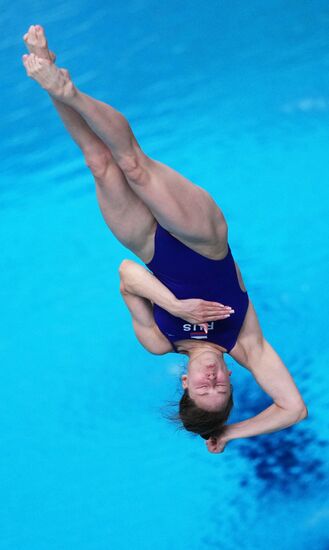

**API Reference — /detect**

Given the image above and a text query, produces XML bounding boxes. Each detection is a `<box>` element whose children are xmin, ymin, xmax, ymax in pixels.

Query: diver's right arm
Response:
<box><xmin>119</xmin><ymin>260</ymin><xmax>228</xmax><ymax>354</ymax></box>
<box><xmin>119</xmin><ymin>278</ymin><xmax>173</xmax><ymax>355</ymax></box>
<box><xmin>119</xmin><ymin>259</ymin><xmax>233</xmax><ymax>326</ymax></box>
<box><xmin>119</xmin><ymin>259</ymin><xmax>180</xmax><ymax>318</ymax></box>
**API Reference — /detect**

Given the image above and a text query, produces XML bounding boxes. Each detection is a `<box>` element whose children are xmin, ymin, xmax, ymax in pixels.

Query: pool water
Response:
<box><xmin>1</xmin><ymin>1</ymin><xmax>328</xmax><ymax>549</ymax></box>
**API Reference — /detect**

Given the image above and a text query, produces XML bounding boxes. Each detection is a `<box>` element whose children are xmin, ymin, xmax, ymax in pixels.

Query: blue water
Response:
<box><xmin>1</xmin><ymin>1</ymin><xmax>329</xmax><ymax>549</ymax></box>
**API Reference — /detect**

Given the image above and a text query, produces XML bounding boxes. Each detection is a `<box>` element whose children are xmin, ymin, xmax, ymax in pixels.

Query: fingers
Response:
<box><xmin>206</xmin><ymin>437</ymin><xmax>225</xmax><ymax>453</ymax></box>
<box><xmin>210</xmin><ymin>301</ymin><xmax>235</xmax><ymax>313</ymax></box>
<box><xmin>203</xmin><ymin>308</ymin><xmax>233</xmax><ymax>315</ymax></box>
<box><xmin>206</xmin><ymin>440</ymin><xmax>219</xmax><ymax>453</ymax></box>
<box><xmin>198</xmin><ymin>308</ymin><xmax>235</xmax><ymax>323</ymax></box>
<box><xmin>203</xmin><ymin>301</ymin><xmax>234</xmax><ymax>313</ymax></box>
<box><xmin>200</xmin><ymin>301</ymin><xmax>235</xmax><ymax>322</ymax></box>
<box><xmin>204</xmin><ymin>308</ymin><xmax>234</xmax><ymax>315</ymax></box>
<box><xmin>190</xmin><ymin>313</ymin><xmax>233</xmax><ymax>324</ymax></box>
<box><xmin>202</xmin><ymin>315</ymin><xmax>231</xmax><ymax>321</ymax></box>
<box><xmin>210</xmin><ymin>301</ymin><xmax>231</xmax><ymax>309</ymax></box>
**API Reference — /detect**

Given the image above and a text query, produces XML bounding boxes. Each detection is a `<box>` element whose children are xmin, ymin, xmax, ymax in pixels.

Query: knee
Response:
<box><xmin>117</xmin><ymin>153</ymin><xmax>149</xmax><ymax>185</ymax></box>
<box><xmin>85</xmin><ymin>149</ymin><xmax>113</xmax><ymax>180</ymax></box>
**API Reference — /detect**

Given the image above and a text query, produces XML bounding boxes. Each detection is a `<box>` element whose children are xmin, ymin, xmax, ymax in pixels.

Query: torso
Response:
<box><xmin>167</xmin><ymin>299</ymin><xmax>263</xmax><ymax>368</ymax></box>
<box><xmin>173</xmin><ymin>339</ymin><xmax>228</xmax><ymax>355</ymax></box>
<box><xmin>137</xmin><ymin>219</ymin><xmax>252</xmax><ymax>360</ymax></box>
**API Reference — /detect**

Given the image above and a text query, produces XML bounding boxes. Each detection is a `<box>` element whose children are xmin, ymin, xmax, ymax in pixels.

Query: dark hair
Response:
<box><xmin>167</xmin><ymin>384</ymin><xmax>234</xmax><ymax>440</ymax></box>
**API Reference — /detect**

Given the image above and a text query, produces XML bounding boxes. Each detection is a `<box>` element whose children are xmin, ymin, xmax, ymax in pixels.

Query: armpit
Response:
<box><xmin>228</xmin><ymin>300</ymin><xmax>264</xmax><ymax>367</ymax></box>
<box><xmin>234</xmin><ymin>261</ymin><xmax>247</xmax><ymax>292</ymax></box>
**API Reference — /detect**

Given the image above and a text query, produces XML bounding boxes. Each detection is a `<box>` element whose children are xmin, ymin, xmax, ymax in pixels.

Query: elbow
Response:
<box><xmin>290</xmin><ymin>404</ymin><xmax>308</xmax><ymax>424</ymax></box>
<box><xmin>294</xmin><ymin>398</ymin><xmax>308</xmax><ymax>421</ymax></box>
<box><xmin>119</xmin><ymin>259</ymin><xmax>133</xmax><ymax>285</ymax></box>
<box><xmin>119</xmin><ymin>260</ymin><xmax>130</xmax><ymax>294</ymax></box>
<box><xmin>278</xmin><ymin>402</ymin><xmax>308</xmax><ymax>424</ymax></box>
<box><xmin>297</xmin><ymin>405</ymin><xmax>308</xmax><ymax>422</ymax></box>
<box><xmin>118</xmin><ymin>259</ymin><xmax>131</xmax><ymax>276</ymax></box>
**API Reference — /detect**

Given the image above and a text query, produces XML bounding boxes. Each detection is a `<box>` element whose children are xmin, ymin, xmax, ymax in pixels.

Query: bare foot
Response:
<box><xmin>23</xmin><ymin>24</ymin><xmax>56</xmax><ymax>63</ymax></box>
<box><xmin>22</xmin><ymin>53</ymin><xmax>75</xmax><ymax>100</ymax></box>
<box><xmin>23</xmin><ymin>25</ymin><xmax>56</xmax><ymax>63</ymax></box>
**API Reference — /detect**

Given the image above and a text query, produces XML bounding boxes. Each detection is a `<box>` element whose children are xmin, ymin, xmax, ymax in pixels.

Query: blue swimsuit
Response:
<box><xmin>146</xmin><ymin>222</ymin><xmax>249</xmax><ymax>354</ymax></box>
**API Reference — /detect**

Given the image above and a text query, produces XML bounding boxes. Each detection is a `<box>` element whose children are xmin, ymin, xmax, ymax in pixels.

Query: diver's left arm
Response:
<box><xmin>226</xmin><ymin>402</ymin><xmax>307</xmax><ymax>442</ymax></box>
<box><xmin>223</xmin><ymin>339</ymin><xmax>308</xmax><ymax>447</ymax></box>
<box><xmin>207</xmin><ymin>402</ymin><xmax>307</xmax><ymax>453</ymax></box>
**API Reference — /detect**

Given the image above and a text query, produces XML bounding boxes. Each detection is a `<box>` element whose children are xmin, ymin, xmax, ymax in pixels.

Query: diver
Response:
<box><xmin>22</xmin><ymin>25</ymin><xmax>307</xmax><ymax>453</ymax></box>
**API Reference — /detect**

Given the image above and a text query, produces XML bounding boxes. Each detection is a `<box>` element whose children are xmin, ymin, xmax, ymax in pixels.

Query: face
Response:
<box><xmin>181</xmin><ymin>350</ymin><xmax>232</xmax><ymax>411</ymax></box>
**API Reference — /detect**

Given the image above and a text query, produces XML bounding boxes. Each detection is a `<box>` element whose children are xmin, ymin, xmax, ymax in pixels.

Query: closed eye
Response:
<box><xmin>197</xmin><ymin>390</ymin><xmax>228</xmax><ymax>395</ymax></box>
<box><xmin>197</xmin><ymin>384</ymin><xmax>227</xmax><ymax>389</ymax></box>
<box><xmin>197</xmin><ymin>393</ymin><xmax>228</xmax><ymax>397</ymax></box>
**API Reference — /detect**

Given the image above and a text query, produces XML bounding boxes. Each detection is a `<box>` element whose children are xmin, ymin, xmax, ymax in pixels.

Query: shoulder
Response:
<box><xmin>133</xmin><ymin>320</ymin><xmax>174</xmax><ymax>355</ymax></box>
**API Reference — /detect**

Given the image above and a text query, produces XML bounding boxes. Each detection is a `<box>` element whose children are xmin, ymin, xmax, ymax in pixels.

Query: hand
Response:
<box><xmin>206</xmin><ymin>435</ymin><xmax>228</xmax><ymax>454</ymax></box>
<box><xmin>174</xmin><ymin>298</ymin><xmax>234</xmax><ymax>330</ymax></box>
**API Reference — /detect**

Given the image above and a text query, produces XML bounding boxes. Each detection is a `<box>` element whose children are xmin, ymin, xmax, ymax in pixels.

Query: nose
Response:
<box><xmin>206</xmin><ymin>372</ymin><xmax>216</xmax><ymax>380</ymax></box>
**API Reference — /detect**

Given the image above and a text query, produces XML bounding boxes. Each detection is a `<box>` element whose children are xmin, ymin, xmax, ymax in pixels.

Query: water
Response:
<box><xmin>1</xmin><ymin>1</ymin><xmax>328</xmax><ymax>549</ymax></box>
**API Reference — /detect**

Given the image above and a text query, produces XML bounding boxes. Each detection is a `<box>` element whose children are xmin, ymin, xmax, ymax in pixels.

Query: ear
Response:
<box><xmin>181</xmin><ymin>374</ymin><xmax>188</xmax><ymax>389</ymax></box>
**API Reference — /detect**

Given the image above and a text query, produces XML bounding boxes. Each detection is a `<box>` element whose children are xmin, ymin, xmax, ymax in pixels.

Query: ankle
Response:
<box><xmin>60</xmin><ymin>80</ymin><xmax>78</xmax><ymax>103</ymax></box>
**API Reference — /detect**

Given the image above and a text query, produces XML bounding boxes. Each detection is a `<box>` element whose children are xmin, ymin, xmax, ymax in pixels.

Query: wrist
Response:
<box><xmin>222</xmin><ymin>425</ymin><xmax>237</xmax><ymax>442</ymax></box>
<box><xmin>169</xmin><ymin>298</ymin><xmax>182</xmax><ymax>317</ymax></box>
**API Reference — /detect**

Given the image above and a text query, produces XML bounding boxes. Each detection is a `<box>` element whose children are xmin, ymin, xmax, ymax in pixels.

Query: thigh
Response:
<box><xmin>94</xmin><ymin>161</ymin><xmax>156</xmax><ymax>262</ymax></box>
<box><xmin>126</xmin><ymin>156</ymin><xmax>228</xmax><ymax>257</ymax></box>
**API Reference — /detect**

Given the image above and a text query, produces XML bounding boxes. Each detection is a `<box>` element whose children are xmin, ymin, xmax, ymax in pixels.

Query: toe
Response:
<box><xmin>35</xmin><ymin>24</ymin><xmax>47</xmax><ymax>47</ymax></box>
<box><xmin>24</xmin><ymin>58</ymin><xmax>32</xmax><ymax>74</ymax></box>
<box><xmin>30</xmin><ymin>26</ymin><xmax>37</xmax><ymax>40</ymax></box>
<box><xmin>33</xmin><ymin>56</ymin><xmax>41</xmax><ymax>69</ymax></box>
<box><xmin>28</xmin><ymin>54</ymin><xmax>36</xmax><ymax>69</ymax></box>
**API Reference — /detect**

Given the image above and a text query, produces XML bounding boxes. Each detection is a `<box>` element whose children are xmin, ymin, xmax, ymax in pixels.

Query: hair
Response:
<box><xmin>166</xmin><ymin>384</ymin><xmax>234</xmax><ymax>440</ymax></box>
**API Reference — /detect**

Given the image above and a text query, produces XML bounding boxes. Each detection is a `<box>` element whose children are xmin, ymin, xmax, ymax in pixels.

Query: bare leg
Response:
<box><xmin>23</xmin><ymin>26</ymin><xmax>155</xmax><ymax>260</ymax></box>
<box><xmin>22</xmin><ymin>49</ymin><xmax>228</xmax><ymax>256</ymax></box>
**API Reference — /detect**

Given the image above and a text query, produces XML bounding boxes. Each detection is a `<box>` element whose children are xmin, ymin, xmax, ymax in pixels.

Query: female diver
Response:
<box><xmin>22</xmin><ymin>25</ymin><xmax>307</xmax><ymax>453</ymax></box>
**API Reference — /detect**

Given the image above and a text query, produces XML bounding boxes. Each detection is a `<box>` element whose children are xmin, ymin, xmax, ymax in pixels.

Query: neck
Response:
<box><xmin>177</xmin><ymin>340</ymin><xmax>226</xmax><ymax>358</ymax></box>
